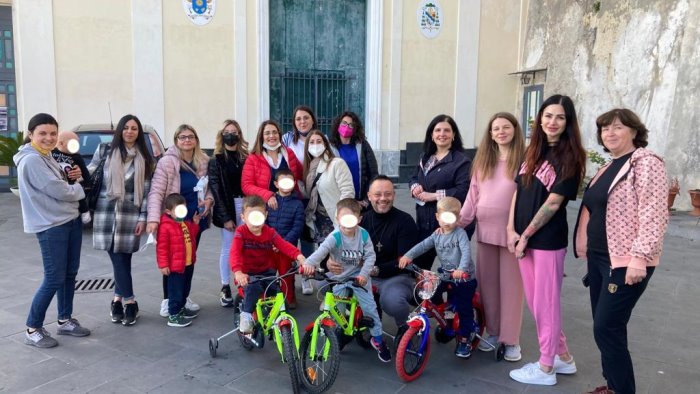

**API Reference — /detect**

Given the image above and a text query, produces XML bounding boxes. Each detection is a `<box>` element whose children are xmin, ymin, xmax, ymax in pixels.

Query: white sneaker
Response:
<box><xmin>239</xmin><ymin>312</ymin><xmax>254</xmax><ymax>333</ymax></box>
<box><xmin>301</xmin><ymin>279</ymin><xmax>313</xmax><ymax>295</ymax></box>
<box><xmin>160</xmin><ymin>299</ymin><xmax>169</xmax><ymax>317</ymax></box>
<box><xmin>553</xmin><ymin>355</ymin><xmax>577</xmax><ymax>374</ymax></box>
<box><xmin>81</xmin><ymin>212</ymin><xmax>92</xmax><ymax>224</ymax></box>
<box><xmin>504</xmin><ymin>344</ymin><xmax>522</xmax><ymax>362</ymax></box>
<box><xmin>478</xmin><ymin>334</ymin><xmax>499</xmax><ymax>352</ymax></box>
<box><xmin>185</xmin><ymin>297</ymin><xmax>200</xmax><ymax>311</ymax></box>
<box><xmin>509</xmin><ymin>362</ymin><xmax>556</xmax><ymax>386</ymax></box>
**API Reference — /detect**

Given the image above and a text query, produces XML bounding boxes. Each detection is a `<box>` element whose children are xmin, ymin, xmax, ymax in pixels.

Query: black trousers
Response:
<box><xmin>167</xmin><ymin>265</ymin><xmax>195</xmax><ymax>316</ymax></box>
<box><xmin>587</xmin><ymin>250</ymin><xmax>655</xmax><ymax>394</ymax></box>
<box><xmin>163</xmin><ymin>230</ymin><xmax>203</xmax><ymax>299</ymax></box>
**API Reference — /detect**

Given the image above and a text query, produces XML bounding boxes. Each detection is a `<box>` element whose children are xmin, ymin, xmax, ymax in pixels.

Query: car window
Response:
<box><xmin>79</xmin><ymin>133</ymin><xmax>113</xmax><ymax>156</ymax></box>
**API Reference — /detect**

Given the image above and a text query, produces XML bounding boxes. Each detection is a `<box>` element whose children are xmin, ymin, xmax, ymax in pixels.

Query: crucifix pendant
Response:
<box><xmin>376</xmin><ymin>242</ymin><xmax>383</xmax><ymax>252</ymax></box>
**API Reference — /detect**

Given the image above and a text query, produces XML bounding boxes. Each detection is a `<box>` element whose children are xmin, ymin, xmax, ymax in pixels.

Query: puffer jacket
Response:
<box><xmin>574</xmin><ymin>148</ymin><xmax>669</xmax><ymax>271</ymax></box>
<box><xmin>147</xmin><ymin>145</ymin><xmax>212</xmax><ymax>223</ymax></box>
<box><xmin>241</xmin><ymin>148</ymin><xmax>303</xmax><ymax>201</ymax></box>
<box><xmin>266</xmin><ymin>194</ymin><xmax>305</xmax><ymax>244</ymax></box>
<box><xmin>208</xmin><ymin>152</ymin><xmax>245</xmax><ymax>228</ymax></box>
<box><xmin>156</xmin><ymin>214</ymin><xmax>200</xmax><ymax>274</ymax></box>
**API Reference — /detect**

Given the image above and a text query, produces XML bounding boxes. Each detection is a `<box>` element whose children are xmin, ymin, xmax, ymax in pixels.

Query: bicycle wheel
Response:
<box><xmin>280</xmin><ymin>325</ymin><xmax>301</xmax><ymax>394</ymax></box>
<box><xmin>299</xmin><ymin>325</ymin><xmax>341</xmax><ymax>394</ymax></box>
<box><xmin>395</xmin><ymin>326</ymin><xmax>431</xmax><ymax>382</ymax></box>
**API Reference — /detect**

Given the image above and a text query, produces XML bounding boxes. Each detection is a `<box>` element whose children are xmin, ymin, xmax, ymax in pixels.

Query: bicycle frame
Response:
<box><xmin>254</xmin><ymin>291</ymin><xmax>301</xmax><ymax>361</ymax></box>
<box><xmin>306</xmin><ymin>287</ymin><xmax>362</xmax><ymax>359</ymax></box>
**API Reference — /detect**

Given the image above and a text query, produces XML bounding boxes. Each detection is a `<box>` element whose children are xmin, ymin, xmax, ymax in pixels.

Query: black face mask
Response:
<box><xmin>223</xmin><ymin>133</ymin><xmax>239</xmax><ymax>146</ymax></box>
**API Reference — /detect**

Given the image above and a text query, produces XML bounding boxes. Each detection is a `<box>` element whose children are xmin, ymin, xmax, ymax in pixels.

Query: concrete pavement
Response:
<box><xmin>0</xmin><ymin>187</ymin><xmax>698</xmax><ymax>393</ymax></box>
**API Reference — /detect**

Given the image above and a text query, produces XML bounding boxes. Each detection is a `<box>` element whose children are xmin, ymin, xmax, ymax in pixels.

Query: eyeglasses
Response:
<box><xmin>177</xmin><ymin>135</ymin><xmax>197</xmax><ymax>141</ymax></box>
<box><xmin>341</xmin><ymin>120</ymin><xmax>355</xmax><ymax>128</ymax></box>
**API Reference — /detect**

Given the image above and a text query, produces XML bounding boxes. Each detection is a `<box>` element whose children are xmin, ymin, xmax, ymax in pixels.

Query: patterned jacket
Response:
<box><xmin>574</xmin><ymin>148</ymin><xmax>669</xmax><ymax>270</ymax></box>
<box><xmin>147</xmin><ymin>145</ymin><xmax>211</xmax><ymax>223</ymax></box>
<box><xmin>91</xmin><ymin>145</ymin><xmax>152</xmax><ymax>253</ymax></box>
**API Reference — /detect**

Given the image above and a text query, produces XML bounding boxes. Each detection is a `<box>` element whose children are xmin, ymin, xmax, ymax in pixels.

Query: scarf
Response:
<box><xmin>106</xmin><ymin>146</ymin><xmax>145</xmax><ymax>206</ymax></box>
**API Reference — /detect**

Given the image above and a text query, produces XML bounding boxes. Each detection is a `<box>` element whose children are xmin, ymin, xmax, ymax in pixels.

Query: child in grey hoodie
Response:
<box><xmin>301</xmin><ymin>198</ymin><xmax>391</xmax><ymax>362</ymax></box>
<box><xmin>399</xmin><ymin>196</ymin><xmax>477</xmax><ymax>359</ymax></box>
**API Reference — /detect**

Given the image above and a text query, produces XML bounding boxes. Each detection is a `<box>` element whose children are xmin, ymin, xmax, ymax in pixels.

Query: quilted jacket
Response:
<box><xmin>241</xmin><ymin>148</ymin><xmax>303</xmax><ymax>202</ymax></box>
<box><xmin>156</xmin><ymin>214</ymin><xmax>200</xmax><ymax>273</ymax></box>
<box><xmin>266</xmin><ymin>194</ymin><xmax>305</xmax><ymax>245</ymax></box>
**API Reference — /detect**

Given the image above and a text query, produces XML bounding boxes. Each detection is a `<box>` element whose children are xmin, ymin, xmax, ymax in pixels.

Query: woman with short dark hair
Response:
<box><xmin>15</xmin><ymin>113</ymin><xmax>90</xmax><ymax>347</ymax></box>
<box><xmin>575</xmin><ymin>108</ymin><xmax>668</xmax><ymax>394</ymax></box>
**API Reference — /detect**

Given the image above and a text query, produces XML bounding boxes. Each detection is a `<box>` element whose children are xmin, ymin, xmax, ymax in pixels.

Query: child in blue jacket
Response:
<box><xmin>266</xmin><ymin>169</ymin><xmax>305</xmax><ymax>308</ymax></box>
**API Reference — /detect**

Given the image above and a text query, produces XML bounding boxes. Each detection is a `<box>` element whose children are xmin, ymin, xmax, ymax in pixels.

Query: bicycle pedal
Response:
<box><xmin>358</xmin><ymin>316</ymin><xmax>374</xmax><ymax>328</ymax></box>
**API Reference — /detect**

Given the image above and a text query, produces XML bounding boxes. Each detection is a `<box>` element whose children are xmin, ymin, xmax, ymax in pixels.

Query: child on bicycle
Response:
<box><xmin>266</xmin><ymin>169</ymin><xmax>305</xmax><ymax>309</ymax></box>
<box><xmin>230</xmin><ymin>195</ymin><xmax>306</xmax><ymax>334</ymax></box>
<box><xmin>399</xmin><ymin>196</ymin><xmax>477</xmax><ymax>358</ymax></box>
<box><xmin>157</xmin><ymin>193</ymin><xmax>201</xmax><ymax>328</ymax></box>
<box><xmin>300</xmin><ymin>198</ymin><xmax>391</xmax><ymax>363</ymax></box>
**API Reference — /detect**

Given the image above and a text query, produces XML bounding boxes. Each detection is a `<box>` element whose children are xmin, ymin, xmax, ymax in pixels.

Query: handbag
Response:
<box><xmin>301</xmin><ymin>171</ymin><xmax>323</xmax><ymax>242</ymax></box>
<box><xmin>86</xmin><ymin>144</ymin><xmax>108</xmax><ymax>210</ymax></box>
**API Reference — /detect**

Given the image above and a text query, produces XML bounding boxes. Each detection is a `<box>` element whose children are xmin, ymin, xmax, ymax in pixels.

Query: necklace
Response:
<box><xmin>367</xmin><ymin>212</ymin><xmax>390</xmax><ymax>252</ymax></box>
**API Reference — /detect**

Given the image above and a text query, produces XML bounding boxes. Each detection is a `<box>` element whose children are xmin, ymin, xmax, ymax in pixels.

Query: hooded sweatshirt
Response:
<box><xmin>14</xmin><ymin>144</ymin><xmax>85</xmax><ymax>233</ymax></box>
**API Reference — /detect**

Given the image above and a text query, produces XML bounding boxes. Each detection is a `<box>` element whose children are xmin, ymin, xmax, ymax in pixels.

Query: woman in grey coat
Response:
<box><xmin>89</xmin><ymin>114</ymin><xmax>154</xmax><ymax>326</ymax></box>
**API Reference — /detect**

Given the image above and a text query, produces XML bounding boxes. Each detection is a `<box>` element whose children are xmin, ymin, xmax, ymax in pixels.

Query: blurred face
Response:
<box><xmin>435</xmin><ymin>210</ymin><xmax>458</xmax><ymax>232</ymax></box>
<box><xmin>241</xmin><ymin>206</ymin><xmax>267</xmax><ymax>233</ymax></box>
<box><xmin>30</xmin><ymin>124</ymin><xmax>58</xmax><ymax>151</ymax></box>
<box><xmin>367</xmin><ymin>179</ymin><xmax>395</xmax><ymax>214</ymax></box>
<box><xmin>262</xmin><ymin>124</ymin><xmax>280</xmax><ymax>147</ymax></box>
<box><xmin>123</xmin><ymin>120</ymin><xmax>139</xmax><ymax>146</ymax></box>
<box><xmin>294</xmin><ymin>110</ymin><xmax>313</xmax><ymax>134</ymax></box>
<box><xmin>176</xmin><ymin>129</ymin><xmax>197</xmax><ymax>153</ymax></box>
<box><xmin>601</xmin><ymin>117</ymin><xmax>636</xmax><ymax>156</ymax></box>
<box><xmin>490</xmin><ymin>118</ymin><xmax>515</xmax><ymax>147</ymax></box>
<box><xmin>432</xmin><ymin>121</ymin><xmax>454</xmax><ymax>150</ymax></box>
<box><xmin>541</xmin><ymin>104</ymin><xmax>566</xmax><ymax>143</ymax></box>
<box><xmin>336</xmin><ymin>207</ymin><xmax>360</xmax><ymax>234</ymax></box>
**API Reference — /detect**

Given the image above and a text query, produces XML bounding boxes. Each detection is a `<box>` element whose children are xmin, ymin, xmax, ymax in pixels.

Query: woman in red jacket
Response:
<box><xmin>241</xmin><ymin>120</ymin><xmax>303</xmax><ymax>208</ymax></box>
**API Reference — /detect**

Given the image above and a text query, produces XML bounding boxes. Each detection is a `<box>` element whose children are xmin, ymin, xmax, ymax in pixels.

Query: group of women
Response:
<box><xmin>16</xmin><ymin>94</ymin><xmax>668</xmax><ymax>394</ymax></box>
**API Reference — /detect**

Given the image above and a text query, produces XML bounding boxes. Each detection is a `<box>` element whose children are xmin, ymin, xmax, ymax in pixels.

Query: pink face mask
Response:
<box><xmin>338</xmin><ymin>124</ymin><xmax>354</xmax><ymax>138</ymax></box>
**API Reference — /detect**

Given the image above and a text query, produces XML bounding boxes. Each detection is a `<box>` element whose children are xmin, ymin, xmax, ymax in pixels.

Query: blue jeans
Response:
<box><xmin>241</xmin><ymin>269</ymin><xmax>278</xmax><ymax>313</ymax></box>
<box><xmin>26</xmin><ymin>218</ymin><xmax>82</xmax><ymax>328</ymax></box>
<box><xmin>108</xmin><ymin>248</ymin><xmax>134</xmax><ymax>300</ymax></box>
<box><xmin>219</xmin><ymin>227</ymin><xmax>235</xmax><ymax>285</ymax></box>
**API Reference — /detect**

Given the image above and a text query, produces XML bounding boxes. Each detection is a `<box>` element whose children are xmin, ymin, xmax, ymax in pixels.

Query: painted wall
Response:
<box><xmin>162</xmin><ymin>0</ymin><xmax>235</xmax><ymax>148</ymax></box>
<box><xmin>520</xmin><ymin>0</ymin><xmax>698</xmax><ymax>209</ymax></box>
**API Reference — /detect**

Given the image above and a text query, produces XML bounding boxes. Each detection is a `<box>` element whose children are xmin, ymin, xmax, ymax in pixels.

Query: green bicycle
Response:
<box><xmin>208</xmin><ymin>268</ymin><xmax>302</xmax><ymax>394</ymax></box>
<box><xmin>298</xmin><ymin>271</ymin><xmax>375</xmax><ymax>393</ymax></box>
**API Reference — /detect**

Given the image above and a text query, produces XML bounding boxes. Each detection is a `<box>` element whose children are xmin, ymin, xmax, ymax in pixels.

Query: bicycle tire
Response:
<box><xmin>395</xmin><ymin>326</ymin><xmax>431</xmax><ymax>382</ymax></box>
<box><xmin>280</xmin><ymin>325</ymin><xmax>301</xmax><ymax>394</ymax></box>
<box><xmin>299</xmin><ymin>325</ymin><xmax>341</xmax><ymax>394</ymax></box>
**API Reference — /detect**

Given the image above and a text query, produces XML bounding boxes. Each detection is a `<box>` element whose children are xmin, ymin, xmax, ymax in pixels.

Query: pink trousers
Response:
<box><xmin>519</xmin><ymin>247</ymin><xmax>569</xmax><ymax>367</ymax></box>
<box><xmin>476</xmin><ymin>242</ymin><xmax>524</xmax><ymax>345</ymax></box>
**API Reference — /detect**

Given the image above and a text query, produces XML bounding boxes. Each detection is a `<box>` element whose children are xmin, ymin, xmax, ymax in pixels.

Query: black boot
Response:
<box><xmin>122</xmin><ymin>301</ymin><xmax>139</xmax><ymax>326</ymax></box>
<box><xmin>110</xmin><ymin>300</ymin><xmax>124</xmax><ymax>323</ymax></box>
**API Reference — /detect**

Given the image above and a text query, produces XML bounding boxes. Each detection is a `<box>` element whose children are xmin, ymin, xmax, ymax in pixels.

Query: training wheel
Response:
<box><xmin>209</xmin><ymin>338</ymin><xmax>218</xmax><ymax>358</ymax></box>
<box><xmin>495</xmin><ymin>342</ymin><xmax>505</xmax><ymax>362</ymax></box>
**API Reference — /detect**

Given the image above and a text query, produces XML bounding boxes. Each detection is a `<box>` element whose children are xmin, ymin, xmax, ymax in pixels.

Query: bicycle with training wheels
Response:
<box><xmin>208</xmin><ymin>268</ymin><xmax>302</xmax><ymax>394</ymax></box>
<box><xmin>298</xmin><ymin>270</ymin><xmax>376</xmax><ymax>393</ymax></box>
<box><xmin>394</xmin><ymin>263</ymin><xmax>500</xmax><ymax>382</ymax></box>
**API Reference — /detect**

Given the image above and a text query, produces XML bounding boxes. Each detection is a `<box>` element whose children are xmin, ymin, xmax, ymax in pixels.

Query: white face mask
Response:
<box><xmin>138</xmin><ymin>232</ymin><xmax>157</xmax><ymax>252</ymax></box>
<box><xmin>308</xmin><ymin>144</ymin><xmax>325</xmax><ymax>158</ymax></box>
<box><xmin>263</xmin><ymin>142</ymin><xmax>281</xmax><ymax>151</ymax></box>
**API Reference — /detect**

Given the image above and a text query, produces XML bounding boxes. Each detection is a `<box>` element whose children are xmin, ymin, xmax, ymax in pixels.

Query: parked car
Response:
<box><xmin>72</xmin><ymin>123</ymin><xmax>166</xmax><ymax>163</ymax></box>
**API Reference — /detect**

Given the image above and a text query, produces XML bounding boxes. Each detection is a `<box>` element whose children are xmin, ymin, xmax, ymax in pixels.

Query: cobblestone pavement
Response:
<box><xmin>1</xmin><ymin>189</ymin><xmax>698</xmax><ymax>393</ymax></box>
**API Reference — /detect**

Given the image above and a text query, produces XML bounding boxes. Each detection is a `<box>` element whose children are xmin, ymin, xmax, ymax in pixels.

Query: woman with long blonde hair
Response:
<box><xmin>208</xmin><ymin>119</ymin><xmax>249</xmax><ymax>306</ymax></box>
<box><xmin>458</xmin><ymin>112</ymin><xmax>525</xmax><ymax>361</ymax></box>
<box><xmin>147</xmin><ymin>124</ymin><xmax>213</xmax><ymax>317</ymax></box>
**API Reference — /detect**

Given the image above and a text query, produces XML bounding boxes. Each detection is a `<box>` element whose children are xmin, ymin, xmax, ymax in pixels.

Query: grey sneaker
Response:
<box><xmin>25</xmin><ymin>328</ymin><xmax>58</xmax><ymax>348</ymax></box>
<box><xmin>182</xmin><ymin>307</ymin><xmax>198</xmax><ymax>319</ymax></box>
<box><xmin>57</xmin><ymin>318</ymin><xmax>91</xmax><ymax>337</ymax></box>
<box><xmin>478</xmin><ymin>334</ymin><xmax>498</xmax><ymax>352</ymax></box>
<box><xmin>504</xmin><ymin>344</ymin><xmax>522</xmax><ymax>362</ymax></box>
<box><xmin>239</xmin><ymin>312</ymin><xmax>254</xmax><ymax>333</ymax></box>
<box><xmin>167</xmin><ymin>312</ymin><xmax>191</xmax><ymax>327</ymax></box>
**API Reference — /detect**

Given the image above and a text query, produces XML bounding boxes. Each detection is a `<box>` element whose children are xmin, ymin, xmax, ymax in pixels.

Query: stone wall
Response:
<box><xmin>521</xmin><ymin>0</ymin><xmax>698</xmax><ymax>209</ymax></box>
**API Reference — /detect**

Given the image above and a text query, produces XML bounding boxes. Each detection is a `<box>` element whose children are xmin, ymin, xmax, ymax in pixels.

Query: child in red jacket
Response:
<box><xmin>230</xmin><ymin>195</ymin><xmax>306</xmax><ymax>333</ymax></box>
<box><xmin>157</xmin><ymin>193</ymin><xmax>201</xmax><ymax>327</ymax></box>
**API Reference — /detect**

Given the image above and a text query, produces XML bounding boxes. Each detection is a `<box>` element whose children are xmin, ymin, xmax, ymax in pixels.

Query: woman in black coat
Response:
<box><xmin>207</xmin><ymin>119</ymin><xmax>248</xmax><ymax>307</ymax></box>
<box><xmin>409</xmin><ymin>114</ymin><xmax>472</xmax><ymax>269</ymax></box>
